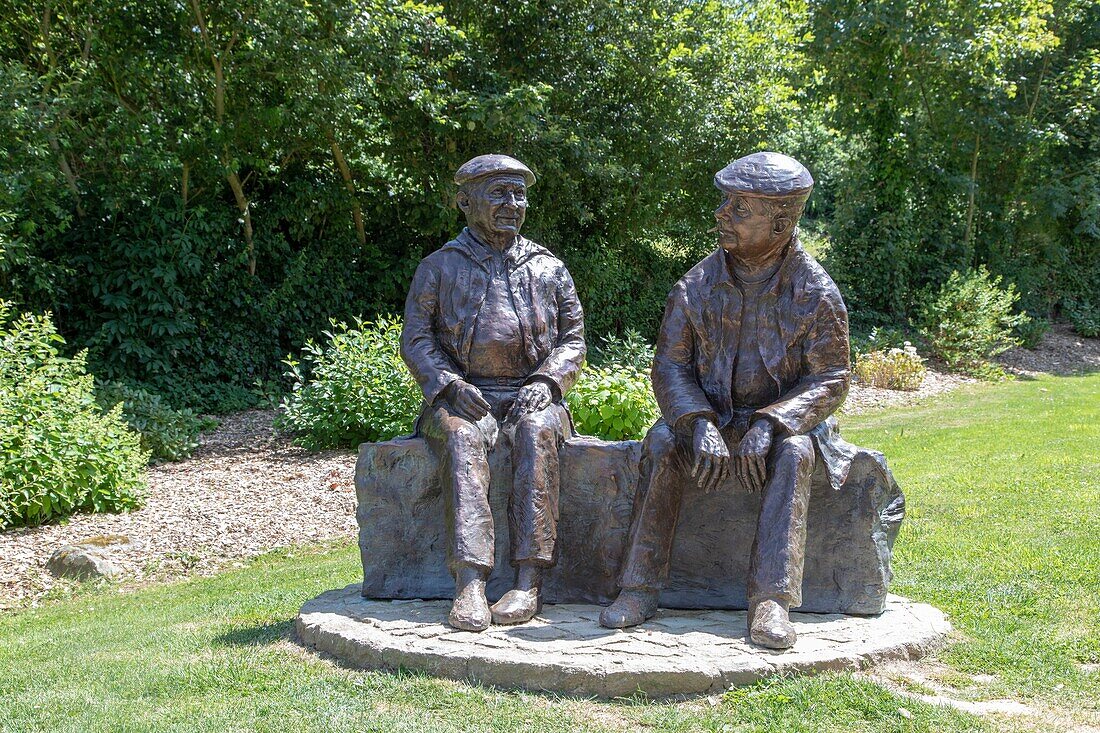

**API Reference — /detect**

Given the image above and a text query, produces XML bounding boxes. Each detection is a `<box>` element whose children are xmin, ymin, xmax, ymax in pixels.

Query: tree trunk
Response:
<box><xmin>181</xmin><ymin>161</ymin><xmax>190</xmax><ymax>211</ymax></box>
<box><xmin>47</xmin><ymin>132</ymin><xmax>84</xmax><ymax>218</ymax></box>
<box><xmin>328</xmin><ymin>133</ymin><xmax>366</xmax><ymax>247</ymax></box>
<box><xmin>964</xmin><ymin>133</ymin><xmax>980</xmax><ymax>252</ymax></box>
<box><xmin>226</xmin><ymin>171</ymin><xmax>255</xmax><ymax>276</ymax></box>
<box><xmin>188</xmin><ymin>0</ymin><xmax>255</xmax><ymax>275</ymax></box>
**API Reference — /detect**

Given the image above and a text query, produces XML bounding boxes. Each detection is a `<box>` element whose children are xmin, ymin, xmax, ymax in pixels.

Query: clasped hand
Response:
<box><xmin>445</xmin><ymin>380</ymin><xmax>551</xmax><ymax>424</ymax></box>
<box><xmin>691</xmin><ymin>417</ymin><xmax>773</xmax><ymax>493</ymax></box>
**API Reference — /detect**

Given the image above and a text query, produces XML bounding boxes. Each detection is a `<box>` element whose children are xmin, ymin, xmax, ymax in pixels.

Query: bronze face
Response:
<box><xmin>714</xmin><ymin>194</ymin><xmax>791</xmax><ymax>262</ymax></box>
<box><xmin>458</xmin><ymin>174</ymin><xmax>529</xmax><ymax>244</ymax></box>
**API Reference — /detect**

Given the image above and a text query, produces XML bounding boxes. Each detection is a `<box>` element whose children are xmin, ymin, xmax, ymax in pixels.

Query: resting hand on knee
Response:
<box><xmin>691</xmin><ymin>418</ymin><xmax>731</xmax><ymax>493</ymax></box>
<box><xmin>445</xmin><ymin>380</ymin><xmax>491</xmax><ymax>422</ymax></box>
<box><xmin>506</xmin><ymin>381</ymin><xmax>552</xmax><ymax>422</ymax></box>
<box><xmin>736</xmin><ymin>419</ymin><xmax>773</xmax><ymax>493</ymax></box>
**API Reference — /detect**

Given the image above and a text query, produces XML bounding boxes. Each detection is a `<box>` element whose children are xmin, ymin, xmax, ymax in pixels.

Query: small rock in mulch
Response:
<box><xmin>46</xmin><ymin>545</ymin><xmax>124</xmax><ymax>581</ymax></box>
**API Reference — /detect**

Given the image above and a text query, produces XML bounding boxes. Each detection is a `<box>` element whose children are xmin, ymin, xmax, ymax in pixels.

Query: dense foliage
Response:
<box><xmin>0</xmin><ymin>0</ymin><xmax>799</xmax><ymax>411</ymax></box>
<box><xmin>95</xmin><ymin>382</ymin><xmax>214</xmax><ymax>463</ymax></box>
<box><xmin>0</xmin><ymin>303</ymin><xmax>146</xmax><ymax>528</ymax></box>
<box><xmin>567</xmin><ymin>329</ymin><xmax>661</xmax><ymax>439</ymax></box>
<box><xmin>1</xmin><ymin>0</ymin><xmax>1096</xmax><ymax>414</ymax></box>
<box><xmin>918</xmin><ymin>267</ymin><xmax>1028</xmax><ymax>377</ymax></box>
<box><xmin>589</xmin><ymin>329</ymin><xmax>657</xmax><ymax>374</ymax></box>
<box><xmin>276</xmin><ymin>317</ymin><xmax>420</xmax><ymax>449</ymax></box>
<box><xmin>1065</xmin><ymin>297</ymin><xmax>1100</xmax><ymax>337</ymax></box>
<box><xmin>567</xmin><ymin>364</ymin><xmax>661</xmax><ymax>440</ymax></box>
<box><xmin>807</xmin><ymin>0</ymin><xmax>1100</xmax><ymax>331</ymax></box>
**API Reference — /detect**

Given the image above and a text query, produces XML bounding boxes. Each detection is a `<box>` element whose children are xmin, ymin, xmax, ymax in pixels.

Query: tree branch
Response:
<box><xmin>327</xmin><ymin>130</ymin><xmax>367</xmax><ymax>246</ymax></box>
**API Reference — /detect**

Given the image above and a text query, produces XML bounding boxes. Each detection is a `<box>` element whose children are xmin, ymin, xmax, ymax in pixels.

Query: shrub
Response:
<box><xmin>1014</xmin><ymin>315</ymin><xmax>1050</xmax><ymax>349</ymax></box>
<box><xmin>276</xmin><ymin>316</ymin><xmax>420</xmax><ymax>449</ymax></box>
<box><xmin>0</xmin><ymin>303</ymin><xmax>147</xmax><ymax>529</ymax></box>
<box><xmin>590</xmin><ymin>329</ymin><xmax>656</xmax><ymax>372</ymax></box>
<box><xmin>1065</xmin><ymin>298</ymin><xmax>1100</xmax><ymax>338</ymax></box>
<box><xmin>95</xmin><ymin>382</ymin><xmax>215</xmax><ymax>463</ymax></box>
<box><xmin>850</xmin><ymin>326</ymin><xmax>912</xmax><ymax>362</ymax></box>
<box><xmin>853</xmin><ymin>343</ymin><xmax>926</xmax><ymax>391</ymax></box>
<box><xmin>918</xmin><ymin>266</ymin><xmax>1028</xmax><ymax>378</ymax></box>
<box><xmin>567</xmin><ymin>364</ymin><xmax>660</xmax><ymax>441</ymax></box>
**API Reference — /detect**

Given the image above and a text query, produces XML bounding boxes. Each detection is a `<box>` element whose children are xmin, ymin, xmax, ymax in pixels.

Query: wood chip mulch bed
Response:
<box><xmin>1</xmin><ymin>325</ymin><xmax>1096</xmax><ymax>610</ymax></box>
<box><xmin>0</xmin><ymin>412</ymin><xmax>356</xmax><ymax>609</ymax></box>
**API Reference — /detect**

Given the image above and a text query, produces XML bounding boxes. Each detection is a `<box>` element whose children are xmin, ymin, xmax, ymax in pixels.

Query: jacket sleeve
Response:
<box><xmin>754</xmin><ymin>287</ymin><xmax>850</xmax><ymax>435</ymax></box>
<box><xmin>400</xmin><ymin>258</ymin><xmax>463</xmax><ymax>404</ymax></box>
<box><xmin>652</xmin><ymin>283</ymin><xmax>718</xmax><ymax>429</ymax></box>
<box><xmin>529</xmin><ymin>266</ymin><xmax>586</xmax><ymax>399</ymax></box>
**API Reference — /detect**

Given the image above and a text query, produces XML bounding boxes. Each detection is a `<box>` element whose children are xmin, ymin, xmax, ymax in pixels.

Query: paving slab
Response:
<box><xmin>296</xmin><ymin>585</ymin><xmax>951</xmax><ymax>698</ymax></box>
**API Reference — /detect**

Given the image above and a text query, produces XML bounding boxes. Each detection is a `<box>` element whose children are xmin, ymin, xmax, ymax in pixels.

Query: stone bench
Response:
<box><xmin>356</xmin><ymin>435</ymin><xmax>904</xmax><ymax>615</ymax></box>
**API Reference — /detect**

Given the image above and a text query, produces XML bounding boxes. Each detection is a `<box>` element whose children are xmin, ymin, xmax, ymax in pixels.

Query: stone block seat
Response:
<box><xmin>356</xmin><ymin>433</ymin><xmax>905</xmax><ymax>615</ymax></box>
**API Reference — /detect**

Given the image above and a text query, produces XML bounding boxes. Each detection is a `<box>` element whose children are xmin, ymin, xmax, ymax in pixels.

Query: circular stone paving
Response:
<box><xmin>296</xmin><ymin>585</ymin><xmax>951</xmax><ymax>698</ymax></box>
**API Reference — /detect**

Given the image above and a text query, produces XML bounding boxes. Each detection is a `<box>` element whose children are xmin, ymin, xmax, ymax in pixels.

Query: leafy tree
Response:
<box><xmin>805</xmin><ymin>0</ymin><xmax>1062</xmax><ymax>324</ymax></box>
<box><xmin>0</xmin><ymin>0</ymin><xmax>806</xmax><ymax>410</ymax></box>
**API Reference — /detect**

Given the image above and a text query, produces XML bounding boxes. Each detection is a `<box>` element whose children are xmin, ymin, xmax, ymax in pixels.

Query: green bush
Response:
<box><xmin>95</xmin><ymin>382</ymin><xmax>215</xmax><ymax>463</ymax></box>
<box><xmin>0</xmin><ymin>303</ymin><xmax>147</xmax><ymax>529</ymax></box>
<box><xmin>1014</xmin><ymin>315</ymin><xmax>1051</xmax><ymax>349</ymax></box>
<box><xmin>590</xmin><ymin>329</ymin><xmax>656</xmax><ymax>372</ymax></box>
<box><xmin>918</xmin><ymin>266</ymin><xmax>1028</xmax><ymax>378</ymax></box>
<box><xmin>1065</xmin><ymin>298</ymin><xmax>1100</xmax><ymax>338</ymax></box>
<box><xmin>276</xmin><ymin>317</ymin><xmax>420</xmax><ymax>449</ymax></box>
<box><xmin>567</xmin><ymin>364</ymin><xmax>660</xmax><ymax>441</ymax></box>
<box><xmin>850</xmin><ymin>326</ymin><xmax>912</xmax><ymax>362</ymax></box>
<box><xmin>853</xmin><ymin>344</ymin><xmax>926</xmax><ymax>391</ymax></box>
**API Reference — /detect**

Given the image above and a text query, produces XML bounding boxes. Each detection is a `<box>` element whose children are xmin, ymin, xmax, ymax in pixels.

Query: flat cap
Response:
<box><xmin>714</xmin><ymin>152</ymin><xmax>813</xmax><ymax>198</ymax></box>
<box><xmin>454</xmin><ymin>154</ymin><xmax>535</xmax><ymax>187</ymax></box>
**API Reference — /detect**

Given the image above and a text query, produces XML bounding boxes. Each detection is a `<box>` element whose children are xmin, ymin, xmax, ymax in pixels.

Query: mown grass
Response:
<box><xmin>1</xmin><ymin>373</ymin><xmax>1097</xmax><ymax>732</ymax></box>
<box><xmin>846</xmin><ymin>373</ymin><xmax>1100</xmax><ymax>711</ymax></box>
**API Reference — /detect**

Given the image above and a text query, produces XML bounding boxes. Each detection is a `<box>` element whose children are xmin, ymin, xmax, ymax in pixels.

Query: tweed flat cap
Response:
<box><xmin>454</xmin><ymin>154</ymin><xmax>535</xmax><ymax>186</ymax></box>
<box><xmin>714</xmin><ymin>152</ymin><xmax>813</xmax><ymax>197</ymax></box>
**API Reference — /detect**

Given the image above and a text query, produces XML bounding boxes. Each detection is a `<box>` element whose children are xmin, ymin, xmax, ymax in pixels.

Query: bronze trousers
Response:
<box><xmin>618</xmin><ymin>419</ymin><xmax>816</xmax><ymax>606</ymax></box>
<box><xmin>419</xmin><ymin>387</ymin><xmax>569</xmax><ymax>575</ymax></box>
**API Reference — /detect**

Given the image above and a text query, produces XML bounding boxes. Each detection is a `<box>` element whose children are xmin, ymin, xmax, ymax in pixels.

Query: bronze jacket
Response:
<box><xmin>401</xmin><ymin>228</ymin><xmax>586</xmax><ymax>406</ymax></box>
<box><xmin>652</xmin><ymin>237</ymin><xmax>856</xmax><ymax>490</ymax></box>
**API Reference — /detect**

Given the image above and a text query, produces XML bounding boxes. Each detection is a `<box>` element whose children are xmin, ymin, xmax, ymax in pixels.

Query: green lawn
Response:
<box><xmin>1</xmin><ymin>374</ymin><xmax>1097</xmax><ymax>732</ymax></box>
<box><xmin>846</xmin><ymin>373</ymin><xmax>1100</xmax><ymax>712</ymax></box>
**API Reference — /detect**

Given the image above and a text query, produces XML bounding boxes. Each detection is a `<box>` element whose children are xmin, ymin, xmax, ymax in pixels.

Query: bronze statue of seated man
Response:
<box><xmin>400</xmin><ymin>154</ymin><xmax>586</xmax><ymax>631</ymax></box>
<box><xmin>599</xmin><ymin>152</ymin><xmax>851</xmax><ymax>649</ymax></box>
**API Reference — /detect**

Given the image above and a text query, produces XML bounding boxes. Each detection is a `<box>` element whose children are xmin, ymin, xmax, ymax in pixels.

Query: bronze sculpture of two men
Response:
<box><xmin>401</xmin><ymin>151</ymin><xmax>851</xmax><ymax>649</ymax></box>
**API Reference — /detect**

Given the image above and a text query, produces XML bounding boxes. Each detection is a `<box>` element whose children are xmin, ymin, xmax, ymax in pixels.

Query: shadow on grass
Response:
<box><xmin>214</xmin><ymin>619</ymin><xmax>295</xmax><ymax>647</ymax></box>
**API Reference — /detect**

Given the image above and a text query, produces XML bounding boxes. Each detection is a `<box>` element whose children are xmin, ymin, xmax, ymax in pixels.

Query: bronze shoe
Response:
<box><xmin>448</xmin><ymin>569</ymin><xmax>490</xmax><ymax>632</ymax></box>
<box><xmin>598</xmin><ymin>589</ymin><xmax>659</xmax><ymax>629</ymax></box>
<box><xmin>490</xmin><ymin>588</ymin><xmax>541</xmax><ymax>625</ymax></box>
<box><xmin>748</xmin><ymin>598</ymin><xmax>796</xmax><ymax>649</ymax></box>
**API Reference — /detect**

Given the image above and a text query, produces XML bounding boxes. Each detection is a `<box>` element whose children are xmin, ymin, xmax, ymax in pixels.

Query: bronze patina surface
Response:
<box><xmin>600</xmin><ymin>152</ymin><xmax>878</xmax><ymax>650</ymax></box>
<box><xmin>400</xmin><ymin>154</ymin><xmax>585</xmax><ymax>631</ymax></box>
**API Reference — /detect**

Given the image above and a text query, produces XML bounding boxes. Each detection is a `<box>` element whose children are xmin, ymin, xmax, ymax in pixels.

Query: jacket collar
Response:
<box><xmin>446</xmin><ymin>228</ymin><xmax>547</xmax><ymax>269</ymax></box>
<box><xmin>708</xmin><ymin>235</ymin><xmax>803</xmax><ymax>296</ymax></box>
